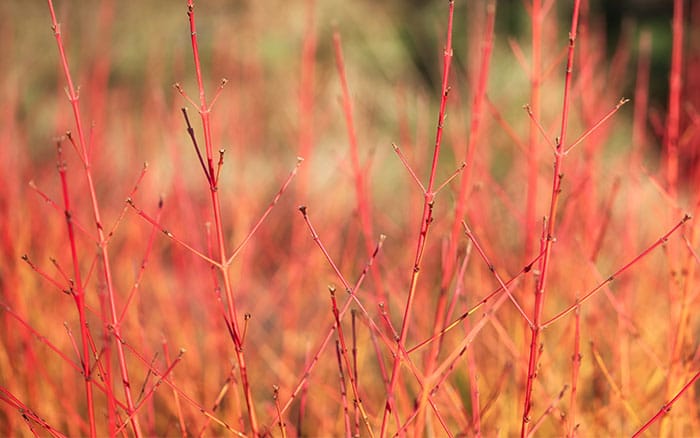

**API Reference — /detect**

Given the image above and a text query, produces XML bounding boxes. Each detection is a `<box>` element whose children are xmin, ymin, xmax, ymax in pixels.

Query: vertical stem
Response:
<box><xmin>417</xmin><ymin>0</ymin><xmax>495</xmax><ymax>426</ymax></box>
<box><xmin>659</xmin><ymin>1</ymin><xmax>685</xmax><ymax>434</ymax></box>
<box><xmin>521</xmin><ymin>1</ymin><xmax>581</xmax><ymax>436</ymax></box>
<box><xmin>185</xmin><ymin>1</ymin><xmax>259</xmax><ymax>434</ymax></box>
<box><xmin>466</xmin><ymin>325</ymin><xmax>481</xmax><ymax>436</ymax></box>
<box><xmin>525</xmin><ymin>0</ymin><xmax>542</xmax><ymax>258</ymax></box>
<box><xmin>440</xmin><ymin>0</ymin><xmax>495</xmax><ymax>329</ymax></box>
<box><xmin>46</xmin><ymin>2</ymin><xmax>142</xmax><ymax>436</ymax></box>
<box><xmin>333</xmin><ymin>32</ymin><xmax>384</xmax><ymax>302</ymax></box>
<box><xmin>631</xmin><ymin>31</ymin><xmax>651</xmax><ymax>168</ymax></box>
<box><xmin>423</xmin><ymin>15</ymin><xmax>495</xmax><ymax>433</ymax></box>
<box><xmin>664</xmin><ymin>0</ymin><xmax>684</xmax><ymax>198</ymax></box>
<box><xmin>567</xmin><ymin>304</ymin><xmax>581</xmax><ymax>437</ymax></box>
<box><xmin>56</xmin><ymin>143</ymin><xmax>97</xmax><ymax>438</ymax></box>
<box><xmin>380</xmin><ymin>2</ymin><xmax>455</xmax><ymax>436</ymax></box>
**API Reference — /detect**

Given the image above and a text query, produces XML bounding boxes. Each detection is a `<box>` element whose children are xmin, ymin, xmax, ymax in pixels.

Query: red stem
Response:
<box><xmin>293</xmin><ymin>209</ymin><xmax>451</xmax><ymax>434</ymax></box>
<box><xmin>525</xmin><ymin>0</ymin><xmax>542</xmax><ymax>258</ymax></box>
<box><xmin>419</xmin><ymin>4</ymin><xmax>495</xmax><ymax>431</ymax></box>
<box><xmin>47</xmin><ymin>2</ymin><xmax>144</xmax><ymax>435</ymax></box>
<box><xmin>162</xmin><ymin>340</ymin><xmax>187</xmax><ymax>438</ymax></box>
<box><xmin>351</xmin><ymin>311</ymin><xmax>361</xmax><ymax>436</ymax></box>
<box><xmin>467</xmin><ymin>324</ymin><xmax>481</xmax><ymax>436</ymax></box>
<box><xmin>329</xmin><ymin>287</ymin><xmax>374</xmax><ymax>436</ymax></box>
<box><xmin>631</xmin><ymin>31</ymin><xmax>652</xmax><ymax>167</ymax></box>
<box><xmin>184</xmin><ymin>1</ymin><xmax>259</xmax><ymax>433</ymax></box>
<box><xmin>542</xmin><ymin>214</ymin><xmax>691</xmax><ymax>328</ymax></box>
<box><xmin>632</xmin><ymin>369</ymin><xmax>700</xmax><ymax>438</ymax></box>
<box><xmin>664</xmin><ymin>0</ymin><xmax>684</xmax><ymax>197</ymax></box>
<box><xmin>0</xmin><ymin>386</ymin><xmax>68</xmax><ymax>438</ymax></box>
<box><xmin>48</xmin><ymin>32</ymin><xmax>98</xmax><ymax>438</ymax></box>
<box><xmin>521</xmin><ymin>2</ymin><xmax>581</xmax><ymax>435</ymax></box>
<box><xmin>271</xmin><ymin>210</ymin><xmax>382</xmax><ymax>428</ymax></box>
<box><xmin>380</xmin><ymin>2</ymin><xmax>455</xmax><ymax>435</ymax></box>
<box><xmin>333</xmin><ymin>31</ymin><xmax>384</xmax><ymax>302</ymax></box>
<box><xmin>567</xmin><ymin>305</ymin><xmax>581</xmax><ymax>437</ymax></box>
<box><xmin>335</xmin><ymin>340</ymin><xmax>353</xmax><ymax>437</ymax></box>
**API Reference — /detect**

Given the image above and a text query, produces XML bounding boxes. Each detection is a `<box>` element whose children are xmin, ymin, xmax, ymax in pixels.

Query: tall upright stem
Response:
<box><xmin>521</xmin><ymin>1</ymin><xmax>581</xmax><ymax>436</ymax></box>
<box><xmin>56</xmin><ymin>144</ymin><xmax>96</xmax><ymax>438</ymax></box>
<box><xmin>664</xmin><ymin>0</ymin><xmax>684</xmax><ymax>198</ymax></box>
<box><xmin>420</xmin><ymin>1</ymin><xmax>495</xmax><ymax>434</ymax></box>
<box><xmin>525</xmin><ymin>0</ymin><xmax>542</xmax><ymax>258</ymax></box>
<box><xmin>185</xmin><ymin>1</ymin><xmax>259</xmax><ymax>434</ymax></box>
<box><xmin>46</xmin><ymin>1</ymin><xmax>142</xmax><ymax>436</ymax></box>
<box><xmin>380</xmin><ymin>2</ymin><xmax>455</xmax><ymax>436</ymax></box>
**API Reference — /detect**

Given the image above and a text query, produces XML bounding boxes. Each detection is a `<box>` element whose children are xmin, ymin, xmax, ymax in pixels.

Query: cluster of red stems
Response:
<box><xmin>2</xmin><ymin>0</ymin><xmax>700</xmax><ymax>436</ymax></box>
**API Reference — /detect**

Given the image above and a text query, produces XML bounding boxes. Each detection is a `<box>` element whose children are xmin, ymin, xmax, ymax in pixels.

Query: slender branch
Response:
<box><xmin>521</xmin><ymin>3</ymin><xmax>582</xmax><ymax>435</ymax></box>
<box><xmin>543</xmin><ymin>214</ymin><xmax>691</xmax><ymax>328</ymax></box>
<box><xmin>381</xmin><ymin>3</ymin><xmax>456</xmax><ymax>435</ymax></box>
<box><xmin>632</xmin><ymin>369</ymin><xmax>700</xmax><ymax>438</ymax></box>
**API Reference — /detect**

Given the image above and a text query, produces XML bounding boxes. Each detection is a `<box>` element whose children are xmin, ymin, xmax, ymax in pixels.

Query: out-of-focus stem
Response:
<box><xmin>333</xmin><ymin>31</ymin><xmax>384</xmax><ymax>302</ymax></box>
<box><xmin>525</xmin><ymin>0</ymin><xmax>542</xmax><ymax>259</ymax></box>
<box><xmin>664</xmin><ymin>0</ymin><xmax>684</xmax><ymax>198</ymax></box>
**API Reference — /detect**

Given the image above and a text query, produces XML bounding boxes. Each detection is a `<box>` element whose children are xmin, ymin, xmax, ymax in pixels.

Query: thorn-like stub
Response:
<box><xmin>298</xmin><ymin>205</ymin><xmax>307</xmax><ymax>215</ymax></box>
<box><xmin>683</xmin><ymin>213</ymin><xmax>692</xmax><ymax>222</ymax></box>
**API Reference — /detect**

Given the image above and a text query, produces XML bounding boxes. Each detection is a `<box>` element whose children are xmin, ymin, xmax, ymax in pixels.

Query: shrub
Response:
<box><xmin>2</xmin><ymin>0</ymin><xmax>699</xmax><ymax>436</ymax></box>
